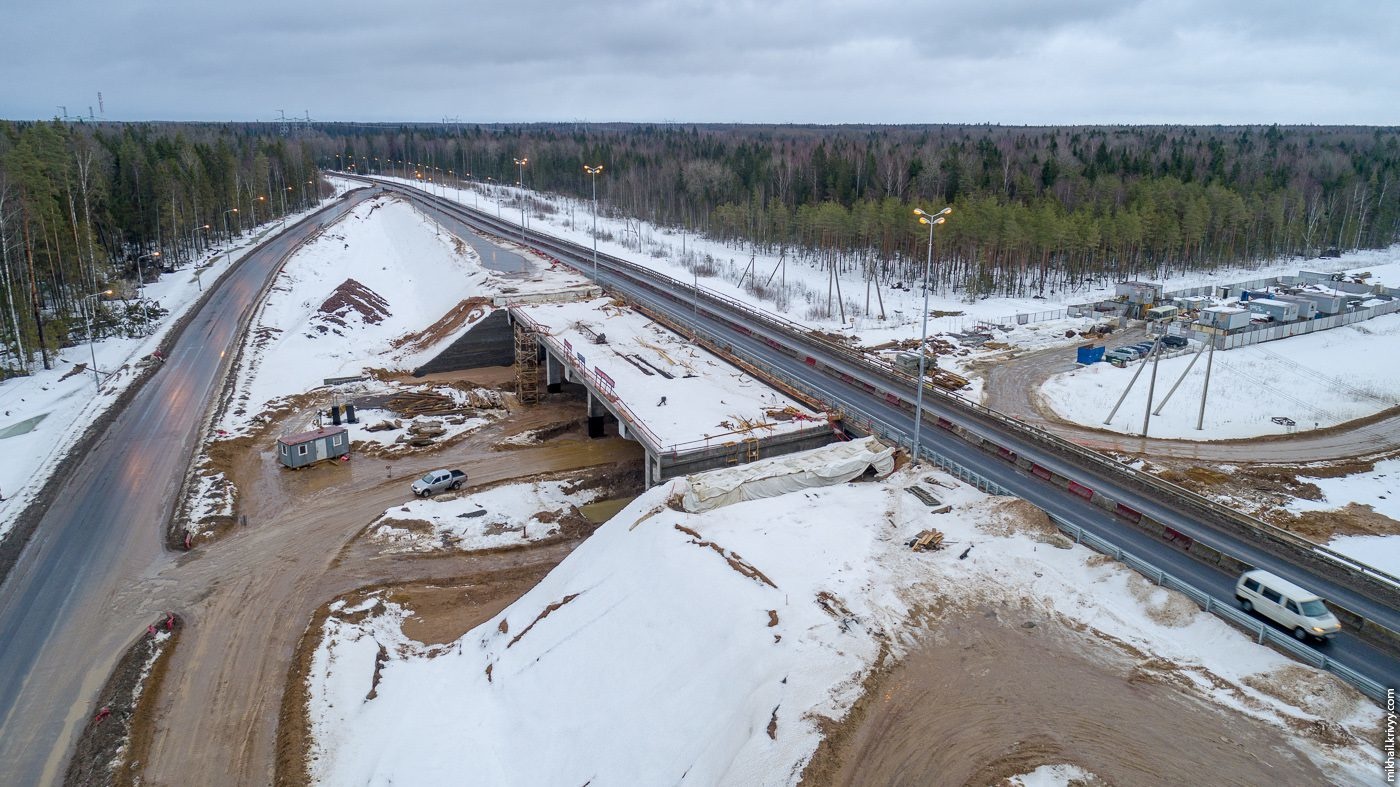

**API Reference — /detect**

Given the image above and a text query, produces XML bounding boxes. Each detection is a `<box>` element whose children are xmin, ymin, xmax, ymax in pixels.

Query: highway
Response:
<box><xmin>0</xmin><ymin>189</ymin><xmax>371</xmax><ymax>786</ymax></box>
<box><xmin>362</xmin><ymin>176</ymin><xmax>1400</xmax><ymax>695</ymax></box>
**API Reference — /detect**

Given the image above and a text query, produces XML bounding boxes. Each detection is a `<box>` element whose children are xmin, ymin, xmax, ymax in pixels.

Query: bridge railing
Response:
<box><xmin>369</xmin><ymin>174</ymin><xmax>1400</xmax><ymax>600</ymax></box>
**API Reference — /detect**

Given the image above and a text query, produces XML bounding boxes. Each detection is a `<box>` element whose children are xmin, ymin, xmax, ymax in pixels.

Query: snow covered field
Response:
<box><xmin>369</xmin><ymin>479</ymin><xmax>602</xmax><ymax>553</ymax></box>
<box><xmin>514</xmin><ymin>297</ymin><xmax>826</xmax><ymax>449</ymax></box>
<box><xmin>303</xmin><ymin>445</ymin><xmax>1375</xmax><ymax>785</ymax></box>
<box><xmin>1039</xmin><ymin>311</ymin><xmax>1400</xmax><ymax>440</ymax></box>
<box><xmin>0</xmin><ymin>200</ymin><xmax>335</xmax><ymax>542</ymax></box>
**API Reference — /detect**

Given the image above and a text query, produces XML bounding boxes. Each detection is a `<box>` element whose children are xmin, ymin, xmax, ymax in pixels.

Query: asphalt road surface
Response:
<box><xmin>0</xmin><ymin>189</ymin><xmax>371</xmax><ymax>787</ymax></box>
<box><xmin>366</xmin><ymin>177</ymin><xmax>1400</xmax><ymax>695</ymax></box>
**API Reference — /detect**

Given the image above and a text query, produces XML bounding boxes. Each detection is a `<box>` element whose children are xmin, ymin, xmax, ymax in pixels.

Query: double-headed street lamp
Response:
<box><xmin>909</xmin><ymin>205</ymin><xmax>953</xmax><ymax>463</ymax></box>
<box><xmin>513</xmin><ymin>157</ymin><xmax>528</xmax><ymax>247</ymax></box>
<box><xmin>583</xmin><ymin>164</ymin><xmax>604</xmax><ymax>283</ymax></box>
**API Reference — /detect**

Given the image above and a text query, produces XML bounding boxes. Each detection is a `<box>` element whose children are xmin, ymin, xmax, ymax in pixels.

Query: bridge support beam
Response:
<box><xmin>587</xmin><ymin>392</ymin><xmax>607</xmax><ymax>438</ymax></box>
<box><xmin>546</xmin><ymin>352</ymin><xmax>564</xmax><ymax>393</ymax></box>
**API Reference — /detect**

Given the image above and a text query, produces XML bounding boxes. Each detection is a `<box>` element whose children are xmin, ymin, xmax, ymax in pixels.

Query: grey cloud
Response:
<box><xmin>0</xmin><ymin>0</ymin><xmax>1395</xmax><ymax>124</ymax></box>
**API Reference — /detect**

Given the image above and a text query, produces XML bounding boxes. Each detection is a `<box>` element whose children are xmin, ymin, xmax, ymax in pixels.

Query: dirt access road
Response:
<box><xmin>803</xmin><ymin>607</ymin><xmax>1342</xmax><ymax>786</ymax></box>
<box><xmin>979</xmin><ymin>334</ymin><xmax>1400</xmax><ymax>463</ymax></box>
<box><xmin>137</xmin><ymin>411</ymin><xmax>640</xmax><ymax>787</ymax></box>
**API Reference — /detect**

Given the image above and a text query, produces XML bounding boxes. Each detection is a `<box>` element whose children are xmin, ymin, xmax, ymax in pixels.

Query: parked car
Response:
<box><xmin>1132</xmin><ymin>341</ymin><xmax>1157</xmax><ymax>354</ymax></box>
<box><xmin>1105</xmin><ymin>349</ymin><xmax>1136</xmax><ymax>363</ymax></box>
<box><xmin>411</xmin><ymin>468</ymin><xmax>467</xmax><ymax>497</ymax></box>
<box><xmin>1112</xmin><ymin>347</ymin><xmax>1143</xmax><ymax>360</ymax></box>
<box><xmin>1235</xmin><ymin>569</ymin><xmax>1342</xmax><ymax>642</ymax></box>
<box><xmin>1162</xmin><ymin>335</ymin><xmax>1188</xmax><ymax>348</ymax></box>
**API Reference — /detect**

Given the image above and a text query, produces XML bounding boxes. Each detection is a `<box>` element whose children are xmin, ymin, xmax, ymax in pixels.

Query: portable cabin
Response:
<box><xmin>1289</xmin><ymin>289</ymin><xmax>1347</xmax><ymax>315</ymax></box>
<box><xmin>277</xmin><ymin>425</ymin><xmax>350</xmax><ymax>469</ymax></box>
<box><xmin>1245</xmin><ymin>298</ymin><xmax>1300</xmax><ymax>322</ymax></box>
<box><xmin>1198</xmin><ymin>306</ymin><xmax>1251</xmax><ymax>331</ymax></box>
<box><xmin>1115</xmin><ymin>281</ymin><xmax>1163</xmax><ymax>304</ymax></box>
<box><xmin>1267</xmin><ymin>294</ymin><xmax>1318</xmax><ymax>320</ymax></box>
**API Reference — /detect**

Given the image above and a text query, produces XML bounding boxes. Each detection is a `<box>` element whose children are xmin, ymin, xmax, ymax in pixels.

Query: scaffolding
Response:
<box><xmin>514</xmin><ymin>324</ymin><xmax>540</xmax><ymax>404</ymax></box>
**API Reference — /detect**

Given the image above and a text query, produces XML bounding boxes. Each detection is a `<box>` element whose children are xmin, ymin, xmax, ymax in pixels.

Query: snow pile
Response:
<box><xmin>306</xmin><ymin>454</ymin><xmax>1374</xmax><ymax>784</ymax></box>
<box><xmin>1039</xmin><ymin>311</ymin><xmax>1400</xmax><ymax>439</ymax></box>
<box><xmin>216</xmin><ymin>195</ymin><xmax>496</xmax><ymax>433</ymax></box>
<box><xmin>1005</xmin><ymin>764</ymin><xmax>1098</xmax><ymax>786</ymax></box>
<box><xmin>369</xmin><ymin>479</ymin><xmax>602</xmax><ymax>553</ymax></box>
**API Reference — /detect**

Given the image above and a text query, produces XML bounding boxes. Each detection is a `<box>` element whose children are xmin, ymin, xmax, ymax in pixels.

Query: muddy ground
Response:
<box><xmin>64</xmin><ymin>614</ymin><xmax>182</xmax><ymax>787</ymax></box>
<box><xmin>116</xmin><ymin>394</ymin><xmax>642</xmax><ymax>787</ymax></box>
<box><xmin>1151</xmin><ymin>453</ymin><xmax>1400</xmax><ymax>542</ymax></box>
<box><xmin>801</xmin><ymin>606</ymin><xmax>1342</xmax><ymax>786</ymax></box>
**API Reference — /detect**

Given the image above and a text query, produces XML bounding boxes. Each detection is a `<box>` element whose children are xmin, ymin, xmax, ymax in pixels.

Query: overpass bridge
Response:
<box><xmin>508</xmin><ymin>299</ymin><xmax>837</xmax><ymax>484</ymax></box>
<box><xmin>342</xmin><ymin>173</ymin><xmax>1400</xmax><ymax>699</ymax></box>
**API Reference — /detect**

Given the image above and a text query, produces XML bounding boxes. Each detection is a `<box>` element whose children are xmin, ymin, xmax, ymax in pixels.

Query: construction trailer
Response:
<box><xmin>1266</xmin><ymin>294</ymin><xmax>1318</xmax><ymax>320</ymax></box>
<box><xmin>1245</xmin><ymin>298</ymin><xmax>1300</xmax><ymax>322</ymax></box>
<box><xmin>1115</xmin><ymin>281</ymin><xmax>1164</xmax><ymax>304</ymax></box>
<box><xmin>277</xmin><ymin>425</ymin><xmax>350</xmax><ymax>469</ymax></box>
<box><xmin>1173</xmin><ymin>295</ymin><xmax>1211</xmax><ymax>312</ymax></box>
<box><xmin>1286</xmin><ymin>289</ymin><xmax>1347</xmax><ymax>315</ymax></box>
<box><xmin>1198</xmin><ymin>306</ymin><xmax>1251</xmax><ymax>331</ymax></box>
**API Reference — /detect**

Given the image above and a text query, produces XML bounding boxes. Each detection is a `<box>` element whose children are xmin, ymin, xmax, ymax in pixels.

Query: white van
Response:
<box><xmin>1235</xmin><ymin>569</ymin><xmax>1342</xmax><ymax>642</ymax></box>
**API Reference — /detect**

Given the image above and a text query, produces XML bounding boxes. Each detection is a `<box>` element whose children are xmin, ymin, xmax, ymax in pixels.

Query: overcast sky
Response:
<box><xmin>2</xmin><ymin>0</ymin><xmax>1396</xmax><ymax>125</ymax></box>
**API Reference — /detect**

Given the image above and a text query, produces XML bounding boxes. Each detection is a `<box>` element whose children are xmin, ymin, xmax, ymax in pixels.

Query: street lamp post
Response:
<box><xmin>513</xmin><ymin>157</ymin><xmax>528</xmax><ymax>247</ymax></box>
<box><xmin>584</xmin><ymin>164</ymin><xmax>604</xmax><ymax>283</ymax></box>
<box><xmin>220</xmin><ymin>208</ymin><xmax>240</xmax><ymax>290</ymax></box>
<box><xmin>81</xmin><ymin>289</ymin><xmax>114</xmax><ymax>392</ymax></box>
<box><xmin>909</xmin><ymin>205</ymin><xmax>953</xmax><ymax>463</ymax></box>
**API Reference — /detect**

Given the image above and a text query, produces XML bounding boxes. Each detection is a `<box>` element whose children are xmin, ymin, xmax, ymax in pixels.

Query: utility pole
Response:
<box><xmin>1196</xmin><ymin>333</ymin><xmax>1217</xmax><ymax>430</ymax></box>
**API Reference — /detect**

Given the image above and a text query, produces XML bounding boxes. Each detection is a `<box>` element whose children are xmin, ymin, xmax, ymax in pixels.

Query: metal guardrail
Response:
<box><xmin>359</xmin><ymin>173</ymin><xmax>1394</xmax><ymax>700</ymax></box>
<box><xmin>361</xmin><ymin>174</ymin><xmax>1400</xmax><ymax>597</ymax></box>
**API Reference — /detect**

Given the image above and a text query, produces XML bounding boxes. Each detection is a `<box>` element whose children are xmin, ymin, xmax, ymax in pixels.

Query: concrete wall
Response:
<box><xmin>413</xmin><ymin>309</ymin><xmax>514</xmax><ymax>376</ymax></box>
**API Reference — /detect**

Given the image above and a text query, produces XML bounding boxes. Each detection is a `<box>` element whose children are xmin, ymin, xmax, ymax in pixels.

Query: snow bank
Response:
<box><xmin>369</xmin><ymin>480</ymin><xmax>601</xmax><ymax>553</ymax></box>
<box><xmin>216</xmin><ymin>196</ymin><xmax>490</xmax><ymax>431</ymax></box>
<box><xmin>308</xmin><ymin>455</ymin><xmax>1375</xmax><ymax>784</ymax></box>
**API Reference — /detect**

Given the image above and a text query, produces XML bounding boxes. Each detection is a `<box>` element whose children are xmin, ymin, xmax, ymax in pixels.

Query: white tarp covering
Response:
<box><xmin>680</xmin><ymin>435</ymin><xmax>896</xmax><ymax>512</ymax></box>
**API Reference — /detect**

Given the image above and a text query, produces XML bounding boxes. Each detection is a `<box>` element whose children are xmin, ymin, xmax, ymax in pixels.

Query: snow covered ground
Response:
<box><xmin>304</xmin><ymin>445</ymin><xmax>1375</xmax><ymax>785</ymax></box>
<box><xmin>373</xmin><ymin>174</ymin><xmax>1400</xmax><ymax>429</ymax></box>
<box><xmin>1039</xmin><ymin>311</ymin><xmax>1400</xmax><ymax>440</ymax></box>
<box><xmin>0</xmin><ymin>199</ymin><xmax>336</xmax><ymax>543</ymax></box>
<box><xmin>372</xmin><ymin>173</ymin><xmax>1400</xmax><ymax>339</ymax></box>
<box><xmin>369</xmin><ymin>479</ymin><xmax>602</xmax><ymax>553</ymax></box>
<box><xmin>514</xmin><ymin>297</ymin><xmax>826</xmax><ymax>449</ymax></box>
<box><xmin>1287</xmin><ymin>457</ymin><xmax>1400</xmax><ymax>576</ymax></box>
<box><xmin>215</xmin><ymin>192</ymin><xmax>590</xmax><ymax>438</ymax></box>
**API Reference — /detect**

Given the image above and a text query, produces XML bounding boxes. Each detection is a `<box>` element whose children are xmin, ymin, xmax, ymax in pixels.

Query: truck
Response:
<box><xmin>411</xmin><ymin>468</ymin><xmax>466</xmax><ymax>497</ymax></box>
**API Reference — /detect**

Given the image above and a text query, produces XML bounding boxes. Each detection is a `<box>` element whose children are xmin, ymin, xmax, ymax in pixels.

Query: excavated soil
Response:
<box><xmin>975</xmin><ymin>498</ymin><xmax>1071</xmax><ymax>548</ymax></box>
<box><xmin>391</xmin><ymin>295</ymin><xmax>494</xmax><ymax>355</ymax></box>
<box><xmin>313</xmin><ymin>278</ymin><xmax>389</xmax><ymax>332</ymax></box>
<box><xmin>800</xmin><ymin>608</ymin><xmax>1332</xmax><ymax>786</ymax></box>
<box><xmin>64</xmin><ymin>615</ymin><xmax>182</xmax><ymax>787</ymax></box>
